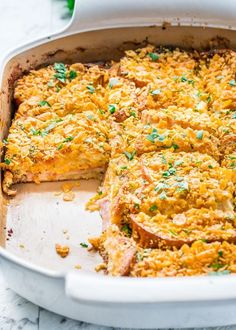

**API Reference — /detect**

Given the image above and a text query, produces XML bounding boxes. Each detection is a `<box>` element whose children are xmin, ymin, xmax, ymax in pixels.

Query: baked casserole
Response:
<box><xmin>2</xmin><ymin>45</ymin><xmax>236</xmax><ymax>277</ymax></box>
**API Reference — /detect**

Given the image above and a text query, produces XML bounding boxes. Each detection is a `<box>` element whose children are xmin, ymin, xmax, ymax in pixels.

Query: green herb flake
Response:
<box><xmin>176</xmin><ymin>181</ymin><xmax>189</xmax><ymax>192</ymax></box>
<box><xmin>151</xmin><ymin>89</ymin><xmax>161</xmax><ymax>96</ymax></box>
<box><xmin>155</xmin><ymin>182</ymin><xmax>168</xmax><ymax>192</ymax></box>
<box><xmin>4</xmin><ymin>158</ymin><xmax>11</xmax><ymax>165</ymax></box>
<box><xmin>149</xmin><ymin>204</ymin><xmax>158</xmax><ymax>212</ymax></box>
<box><xmin>120</xmin><ymin>166</ymin><xmax>128</xmax><ymax>170</ymax></box>
<box><xmin>211</xmin><ymin>262</ymin><xmax>224</xmax><ymax>270</ymax></box>
<box><xmin>108</xmin><ymin>104</ymin><xmax>116</xmax><ymax>114</ymax></box>
<box><xmin>47</xmin><ymin>81</ymin><xmax>54</xmax><ymax>87</ymax></box>
<box><xmin>218</xmin><ymin>250</ymin><xmax>223</xmax><ymax>258</ymax></box>
<box><xmin>109</xmin><ymin>77</ymin><xmax>119</xmax><ymax>88</ymax></box>
<box><xmin>130</xmin><ymin>111</ymin><xmax>136</xmax><ymax>118</ymax></box>
<box><xmin>57</xmin><ymin>144</ymin><xmax>63</xmax><ymax>150</ymax></box>
<box><xmin>80</xmin><ymin>242</ymin><xmax>88</xmax><ymax>248</ymax></box>
<box><xmin>169</xmin><ymin>229</ymin><xmax>178</xmax><ymax>236</ymax></box>
<box><xmin>134</xmin><ymin>203</ymin><xmax>140</xmax><ymax>210</ymax></box>
<box><xmin>38</xmin><ymin>100</ymin><xmax>51</xmax><ymax>107</ymax></box>
<box><xmin>86</xmin><ymin>85</ymin><xmax>95</xmax><ymax>94</ymax></box>
<box><xmin>148</xmin><ymin>52</ymin><xmax>159</xmax><ymax>61</ymax></box>
<box><xmin>172</xmin><ymin>143</ymin><xmax>179</xmax><ymax>150</ymax></box>
<box><xmin>53</xmin><ymin>63</ymin><xmax>67</xmax><ymax>83</ymax></box>
<box><xmin>63</xmin><ymin>136</ymin><xmax>74</xmax><ymax>142</ymax></box>
<box><xmin>232</xmin><ymin>113</ymin><xmax>236</xmax><ymax>119</ymax></box>
<box><xmin>31</xmin><ymin>128</ymin><xmax>42</xmax><ymax>136</ymax></box>
<box><xmin>69</xmin><ymin>70</ymin><xmax>77</xmax><ymax>81</ymax></box>
<box><xmin>121</xmin><ymin>224</ymin><xmax>132</xmax><ymax>237</ymax></box>
<box><xmin>98</xmin><ymin>191</ymin><xmax>103</xmax><ymax>195</ymax></box>
<box><xmin>196</xmin><ymin>130</ymin><xmax>204</xmax><ymax>140</ymax></box>
<box><xmin>3</xmin><ymin>138</ymin><xmax>8</xmax><ymax>145</ymax></box>
<box><xmin>208</xmin><ymin>164</ymin><xmax>214</xmax><ymax>169</ymax></box>
<box><xmin>229</xmin><ymin>79</ymin><xmax>236</xmax><ymax>87</ymax></box>
<box><xmin>124</xmin><ymin>150</ymin><xmax>136</xmax><ymax>161</ymax></box>
<box><xmin>159</xmin><ymin>191</ymin><xmax>167</xmax><ymax>200</ymax></box>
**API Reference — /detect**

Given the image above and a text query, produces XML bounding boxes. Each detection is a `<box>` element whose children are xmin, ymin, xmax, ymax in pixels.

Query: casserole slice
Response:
<box><xmin>2</xmin><ymin>110</ymin><xmax>110</xmax><ymax>195</ymax></box>
<box><xmin>94</xmin><ymin>224</ymin><xmax>236</xmax><ymax>277</ymax></box>
<box><xmin>92</xmin><ymin>151</ymin><xmax>235</xmax><ymax>248</ymax></box>
<box><xmin>109</xmin><ymin>116</ymin><xmax>220</xmax><ymax>160</ymax></box>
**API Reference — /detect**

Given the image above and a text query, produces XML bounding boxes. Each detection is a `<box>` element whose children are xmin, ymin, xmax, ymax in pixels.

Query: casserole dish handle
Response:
<box><xmin>65</xmin><ymin>0</ymin><xmax>236</xmax><ymax>34</ymax></box>
<box><xmin>65</xmin><ymin>272</ymin><xmax>236</xmax><ymax>303</ymax></box>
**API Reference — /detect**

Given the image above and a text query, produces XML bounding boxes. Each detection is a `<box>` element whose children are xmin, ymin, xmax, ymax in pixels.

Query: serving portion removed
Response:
<box><xmin>2</xmin><ymin>45</ymin><xmax>236</xmax><ymax>277</ymax></box>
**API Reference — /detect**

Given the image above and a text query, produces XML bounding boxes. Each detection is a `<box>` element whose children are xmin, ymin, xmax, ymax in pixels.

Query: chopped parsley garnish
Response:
<box><xmin>169</xmin><ymin>229</ymin><xmax>178</xmax><ymax>236</ymax></box>
<box><xmin>229</xmin><ymin>79</ymin><xmax>236</xmax><ymax>86</ymax></box>
<box><xmin>31</xmin><ymin>128</ymin><xmax>42</xmax><ymax>136</ymax></box>
<box><xmin>159</xmin><ymin>191</ymin><xmax>167</xmax><ymax>200</ymax></box>
<box><xmin>86</xmin><ymin>85</ymin><xmax>95</xmax><ymax>94</ymax></box>
<box><xmin>180</xmin><ymin>76</ymin><xmax>194</xmax><ymax>85</ymax></box>
<box><xmin>86</xmin><ymin>114</ymin><xmax>94</xmax><ymax>120</ymax></box>
<box><xmin>53</xmin><ymin>63</ymin><xmax>67</xmax><ymax>83</ymax></box>
<box><xmin>232</xmin><ymin>113</ymin><xmax>236</xmax><ymax>119</ymax></box>
<box><xmin>176</xmin><ymin>181</ymin><xmax>189</xmax><ymax>192</ymax></box>
<box><xmin>120</xmin><ymin>166</ymin><xmax>128</xmax><ymax>170</ymax></box>
<box><xmin>207</xmin><ymin>95</ymin><xmax>211</xmax><ymax>103</ymax></box>
<box><xmin>196</xmin><ymin>130</ymin><xmax>203</xmax><ymax>140</ymax></box>
<box><xmin>146</xmin><ymin>128</ymin><xmax>165</xmax><ymax>143</ymax></box>
<box><xmin>121</xmin><ymin>224</ymin><xmax>132</xmax><ymax>237</ymax></box>
<box><xmin>155</xmin><ymin>182</ymin><xmax>169</xmax><ymax>192</ymax></box>
<box><xmin>211</xmin><ymin>262</ymin><xmax>224</xmax><ymax>270</ymax></box>
<box><xmin>218</xmin><ymin>250</ymin><xmax>223</xmax><ymax>258</ymax></box>
<box><xmin>109</xmin><ymin>77</ymin><xmax>119</xmax><ymax>88</ymax></box>
<box><xmin>57</xmin><ymin>136</ymin><xmax>74</xmax><ymax>150</ymax></box>
<box><xmin>151</xmin><ymin>89</ymin><xmax>161</xmax><ymax>96</ymax></box>
<box><xmin>134</xmin><ymin>203</ymin><xmax>140</xmax><ymax>210</ymax></box>
<box><xmin>63</xmin><ymin>136</ymin><xmax>74</xmax><ymax>142</ymax></box>
<box><xmin>172</xmin><ymin>143</ymin><xmax>179</xmax><ymax>150</ymax></box>
<box><xmin>124</xmin><ymin>150</ymin><xmax>136</xmax><ymax>161</ymax></box>
<box><xmin>38</xmin><ymin>100</ymin><xmax>51</xmax><ymax>107</ymax></box>
<box><xmin>208</xmin><ymin>164</ymin><xmax>214</xmax><ymax>169</ymax></box>
<box><xmin>47</xmin><ymin>81</ymin><xmax>54</xmax><ymax>87</ymax></box>
<box><xmin>163</xmin><ymin>167</ymin><xmax>176</xmax><ymax>177</ymax></box>
<box><xmin>3</xmin><ymin>138</ymin><xmax>8</xmax><ymax>145</ymax></box>
<box><xmin>108</xmin><ymin>104</ymin><xmax>116</xmax><ymax>114</ymax></box>
<box><xmin>148</xmin><ymin>52</ymin><xmax>159</xmax><ymax>61</ymax></box>
<box><xmin>98</xmin><ymin>191</ymin><xmax>103</xmax><ymax>195</ymax></box>
<box><xmin>80</xmin><ymin>242</ymin><xmax>88</xmax><ymax>248</ymax></box>
<box><xmin>174</xmin><ymin>160</ymin><xmax>183</xmax><ymax>167</ymax></box>
<box><xmin>130</xmin><ymin>111</ymin><xmax>136</xmax><ymax>117</ymax></box>
<box><xmin>149</xmin><ymin>204</ymin><xmax>158</xmax><ymax>212</ymax></box>
<box><xmin>4</xmin><ymin>158</ymin><xmax>11</xmax><ymax>165</ymax></box>
<box><xmin>69</xmin><ymin>70</ymin><xmax>77</xmax><ymax>81</ymax></box>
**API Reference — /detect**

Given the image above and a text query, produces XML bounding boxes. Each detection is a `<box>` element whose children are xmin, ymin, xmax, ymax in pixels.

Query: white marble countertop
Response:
<box><xmin>1</xmin><ymin>1</ymin><xmax>236</xmax><ymax>329</ymax></box>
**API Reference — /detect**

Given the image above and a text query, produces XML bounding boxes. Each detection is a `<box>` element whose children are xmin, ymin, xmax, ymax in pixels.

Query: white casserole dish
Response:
<box><xmin>1</xmin><ymin>0</ymin><xmax>236</xmax><ymax>327</ymax></box>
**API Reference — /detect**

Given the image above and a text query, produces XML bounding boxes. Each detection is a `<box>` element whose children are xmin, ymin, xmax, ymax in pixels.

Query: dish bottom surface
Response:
<box><xmin>4</xmin><ymin>180</ymin><xmax>102</xmax><ymax>272</ymax></box>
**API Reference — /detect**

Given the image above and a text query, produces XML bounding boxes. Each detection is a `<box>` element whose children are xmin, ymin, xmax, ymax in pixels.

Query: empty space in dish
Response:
<box><xmin>4</xmin><ymin>180</ymin><xmax>102</xmax><ymax>272</ymax></box>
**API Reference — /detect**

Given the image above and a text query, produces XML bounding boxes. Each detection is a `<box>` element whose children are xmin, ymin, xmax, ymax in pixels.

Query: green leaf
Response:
<box><xmin>69</xmin><ymin>70</ymin><xmax>77</xmax><ymax>81</ymax></box>
<box><xmin>109</xmin><ymin>77</ymin><xmax>119</xmax><ymax>88</ymax></box>
<box><xmin>31</xmin><ymin>128</ymin><xmax>42</xmax><ymax>136</ymax></box>
<box><xmin>121</xmin><ymin>224</ymin><xmax>132</xmax><ymax>237</ymax></box>
<box><xmin>53</xmin><ymin>63</ymin><xmax>67</xmax><ymax>83</ymax></box>
<box><xmin>172</xmin><ymin>143</ymin><xmax>179</xmax><ymax>150</ymax></box>
<box><xmin>80</xmin><ymin>242</ymin><xmax>88</xmax><ymax>248</ymax></box>
<box><xmin>86</xmin><ymin>85</ymin><xmax>95</xmax><ymax>94</ymax></box>
<box><xmin>232</xmin><ymin>112</ymin><xmax>236</xmax><ymax>119</ymax></box>
<box><xmin>4</xmin><ymin>158</ymin><xmax>11</xmax><ymax>165</ymax></box>
<box><xmin>159</xmin><ymin>191</ymin><xmax>167</xmax><ymax>200</ymax></box>
<box><xmin>196</xmin><ymin>130</ymin><xmax>203</xmax><ymax>140</ymax></box>
<box><xmin>148</xmin><ymin>52</ymin><xmax>159</xmax><ymax>61</ymax></box>
<box><xmin>108</xmin><ymin>104</ymin><xmax>116</xmax><ymax>114</ymax></box>
<box><xmin>149</xmin><ymin>204</ymin><xmax>158</xmax><ymax>212</ymax></box>
<box><xmin>176</xmin><ymin>181</ymin><xmax>189</xmax><ymax>192</ymax></box>
<box><xmin>124</xmin><ymin>150</ymin><xmax>136</xmax><ymax>161</ymax></box>
<box><xmin>229</xmin><ymin>79</ymin><xmax>236</xmax><ymax>86</ymax></box>
<box><xmin>169</xmin><ymin>229</ymin><xmax>178</xmax><ymax>236</ymax></box>
<box><xmin>38</xmin><ymin>100</ymin><xmax>51</xmax><ymax>107</ymax></box>
<box><xmin>63</xmin><ymin>136</ymin><xmax>74</xmax><ymax>142</ymax></box>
